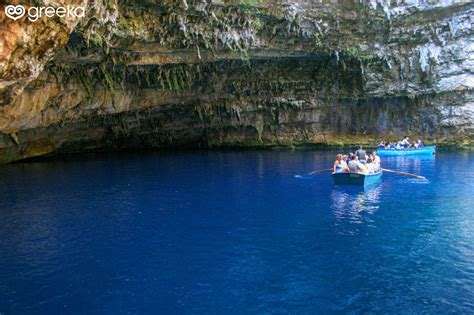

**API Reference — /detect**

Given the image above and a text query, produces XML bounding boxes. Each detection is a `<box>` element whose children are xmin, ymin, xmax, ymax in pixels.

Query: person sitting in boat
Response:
<box><xmin>417</xmin><ymin>139</ymin><xmax>425</xmax><ymax>148</ymax></box>
<box><xmin>372</xmin><ymin>151</ymin><xmax>381</xmax><ymax>171</ymax></box>
<box><xmin>400</xmin><ymin>137</ymin><xmax>410</xmax><ymax>148</ymax></box>
<box><xmin>341</xmin><ymin>155</ymin><xmax>349</xmax><ymax>170</ymax></box>
<box><xmin>365</xmin><ymin>156</ymin><xmax>376</xmax><ymax>173</ymax></box>
<box><xmin>355</xmin><ymin>145</ymin><xmax>367</xmax><ymax>163</ymax></box>
<box><xmin>333</xmin><ymin>154</ymin><xmax>349</xmax><ymax>173</ymax></box>
<box><xmin>389</xmin><ymin>142</ymin><xmax>395</xmax><ymax>149</ymax></box>
<box><xmin>348</xmin><ymin>154</ymin><xmax>367</xmax><ymax>173</ymax></box>
<box><xmin>395</xmin><ymin>142</ymin><xmax>403</xmax><ymax>149</ymax></box>
<box><xmin>377</xmin><ymin>141</ymin><xmax>386</xmax><ymax>149</ymax></box>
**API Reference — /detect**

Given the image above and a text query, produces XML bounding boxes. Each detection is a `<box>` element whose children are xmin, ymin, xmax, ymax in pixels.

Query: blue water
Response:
<box><xmin>0</xmin><ymin>150</ymin><xmax>473</xmax><ymax>314</ymax></box>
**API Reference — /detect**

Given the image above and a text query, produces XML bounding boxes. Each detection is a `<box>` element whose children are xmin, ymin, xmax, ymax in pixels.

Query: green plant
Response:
<box><xmin>239</xmin><ymin>0</ymin><xmax>262</xmax><ymax>14</ymax></box>
<box><xmin>240</xmin><ymin>0</ymin><xmax>262</xmax><ymax>5</ymax></box>
<box><xmin>348</xmin><ymin>46</ymin><xmax>358</xmax><ymax>56</ymax></box>
<box><xmin>86</xmin><ymin>32</ymin><xmax>106</xmax><ymax>48</ymax></box>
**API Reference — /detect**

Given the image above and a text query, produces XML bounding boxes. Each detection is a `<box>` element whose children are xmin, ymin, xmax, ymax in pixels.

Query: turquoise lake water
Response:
<box><xmin>0</xmin><ymin>150</ymin><xmax>473</xmax><ymax>313</ymax></box>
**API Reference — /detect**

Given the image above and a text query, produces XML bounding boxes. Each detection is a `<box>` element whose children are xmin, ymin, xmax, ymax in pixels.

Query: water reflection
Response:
<box><xmin>330</xmin><ymin>186</ymin><xmax>382</xmax><ymax>235</ymax></box>
<box><xmin>383</xmin><ymin>155</ymin><xmax>435</xmax><ymax>175</ymax></box>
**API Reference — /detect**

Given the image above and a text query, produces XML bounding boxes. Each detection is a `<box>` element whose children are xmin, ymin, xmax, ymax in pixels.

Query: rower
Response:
<box><xmin>400</xmin><ymin>136</ymin><xmax>410</xmax><ymax>148</ymax></box>
<box><xmin>355</xmin><ymin>145</ymin><xmax>367</xmax><ymax>162</ymax></box>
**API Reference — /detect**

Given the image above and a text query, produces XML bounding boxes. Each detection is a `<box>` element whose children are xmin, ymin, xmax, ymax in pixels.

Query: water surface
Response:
<box><xmin>0</xmin><ymin>150</ymin><xmax>473</xmax><ymax>313</ymax></box>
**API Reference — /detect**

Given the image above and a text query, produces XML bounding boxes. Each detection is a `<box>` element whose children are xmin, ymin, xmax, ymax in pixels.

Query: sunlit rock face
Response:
<box><xmin>0</xmin><ymin>0</ymin><xmax>472</xmax><ymax>163</ymax></box>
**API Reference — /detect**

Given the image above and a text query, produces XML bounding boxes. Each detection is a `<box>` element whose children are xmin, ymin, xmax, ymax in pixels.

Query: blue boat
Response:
<box><xmin>377</xmin><ymin>145</ymin><xmax>436</xmax><ymax>157</ymax></box>
<box><xmin>333</xmin><ymin>171</ymin><xmax>383</xmax><ymax>186</ymax></box>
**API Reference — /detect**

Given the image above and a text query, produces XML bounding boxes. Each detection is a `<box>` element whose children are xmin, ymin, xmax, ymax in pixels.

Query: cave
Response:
<box><xmin>0</xmin><ymin>0</ymin><xmax>472</xmax><ymax>162</ymax></box>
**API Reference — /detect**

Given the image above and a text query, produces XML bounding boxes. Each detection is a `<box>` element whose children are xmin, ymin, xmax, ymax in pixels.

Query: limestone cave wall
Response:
<box><xmin>0</xmin><ymin>0</ymin><xmax>472</xmax><ymax>163</ymax></box>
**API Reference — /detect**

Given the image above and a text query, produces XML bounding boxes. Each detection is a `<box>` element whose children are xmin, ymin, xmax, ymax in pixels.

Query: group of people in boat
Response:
<box><xmin>377</xmin><ymin>137</ymin><xmax>425</xmax><ymax>150</ymax></box>
<box><xmin>333</xmin><ymin>146</ymin><xmax>381</xmax><ymax>174</ymax></box>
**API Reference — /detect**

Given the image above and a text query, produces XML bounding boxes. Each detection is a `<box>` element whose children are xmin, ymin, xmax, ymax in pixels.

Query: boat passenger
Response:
<box><xmin>340</xmin><ymin>155</ymin><xmax>349</xmax><ymax>170</ymax></box>
<box><xmin>333</xmin><ymin>154</ymin><xmax>344</xmax><ymax>173</ymax></box>
<box><xmin>357</xmin><ymin>156</ymin><xmax>367</xmax><ymax>173</ymax></box>
<box><xmin>417</xmin><ymin>139</ymin><xmax>425</xmax><ymax>148</ymax></box>
<box><xmin>389</xmin><ymin>142</ymin><xmax>395</xmax><ymax>149</ymax></box>
<box><xmin>401</xmin><ymin>137</ymin><xmax>410</xmax><ymax>148</ymax></box>
<box><xmin>372</xmin><ymin>151</ymin><xmax>381</xmax><ymax>171</ymax></box>
<box><xmin>365</xmin><ymin>156</ymin><xmax>375</xmax><ymax>173</ymax></box>
<box><xmin>377</xmin><ymin>141</ymin><xmax>386</xmax><ymax>149</ymax></box>
<box><xmin>347</xmin><ymin>154</ymin><xmax>358</xmax><ymax>172</ymax></box>
<box><xmin>355</xmin><ymin>145</ymin><xmax>367</xmax><ymax>162</ymax></box>
<box><xmin>348</xmin><ymin>154</ymin><xmax>366</xmax><ymax>173</ymax></box>
<box><xmin>396</xmin><ymin>142</ymin><xmax>402</xmax><ymax>149</ymax></box>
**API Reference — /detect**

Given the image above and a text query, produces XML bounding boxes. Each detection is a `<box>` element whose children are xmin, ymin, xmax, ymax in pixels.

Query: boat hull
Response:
<box><xmin>332</xmin><ymin>171</ymin><xmax>383</xmax><ymax>186</ymax></box>
<box><xmin>377</xmin><ymin>146</ymin><xmax>435</xmax><ymax>156</ymax></box>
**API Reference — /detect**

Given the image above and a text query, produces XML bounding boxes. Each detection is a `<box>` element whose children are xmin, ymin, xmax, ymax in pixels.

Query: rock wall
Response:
<box><xmin>0</xmin><ymin>0</ymin><xmax>472</xmax><ymax>163</ymax></box>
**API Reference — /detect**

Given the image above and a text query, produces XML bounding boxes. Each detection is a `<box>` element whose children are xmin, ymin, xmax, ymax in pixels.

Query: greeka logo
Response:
<box><xmin>5</xmin><ymin>5</ymin><xmax>25</xmax><ymax>20</ymax></box>
<box><xmin>4</xmin><ymin>4</ymin><xmax>85</xmax><ymax>22</ymax></box>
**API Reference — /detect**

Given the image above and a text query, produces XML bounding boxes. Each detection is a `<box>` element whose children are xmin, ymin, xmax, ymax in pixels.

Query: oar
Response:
<box><xmin>382</xmin><ymin>168</ymin><xmax>426</xmax><ymax>180</ymax></box>
<box><xmin>294</xmin><ymin>168</ymin><xmax>332</xmax><ymax>178</ymax></box>
<box><xmin>309</xmin><ymin>168</ymin><xmax>333</xmax><ymax>175</ymax></box>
